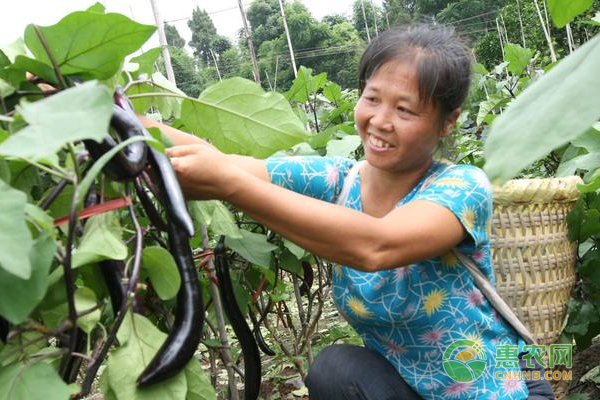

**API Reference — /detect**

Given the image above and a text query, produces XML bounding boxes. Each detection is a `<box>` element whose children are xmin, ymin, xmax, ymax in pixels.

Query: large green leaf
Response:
<box><xmin>285</xmin><ymin>66</ymin><xmax>327</xmax><ymax>103</ymax></box>
<box><xmin>484</xmin><ymin>34</ymin><xmax>600</xmax><ymax>183</ymax></box>
<box><xmin>189</xmin><ymin>201</ymin><xmax>242</xmax><ymax>239</ymax></box>
<box><xmin>0</xmin><ymin>81</ymin><xmax>113</xmax><ymax>160</ymax></box>
<box><xmin>72</xmin><ymin>212</ymin><xmax>127</xmax><ymax>268</ymax></box>
<box><xmin>129</xmin><ymin>48</ymin><xmax>162</xmax><ymax>77</ymax></box>
<box><xmin>127</xmin><ymin>73</ymin><xmax>184</xmax><ymax>119</ymax></box>
<box><xmin>24</xmin><ymin>11</ymin><xmax>155</xmax><ymax>79</ymax></box>
<box><xmin>556</xmin><ymin>125</ymin><xmax>600</xmax><ymax>177</ymax></box>
<box><xmin>547</xmin><ymin>0</ymin><xmax>594</xmax><ymax>27</ymax></box>
<box><xmin>0</xmin><ymin>362</ymin><xmax>70</xmax><ymax>400</ymax></box>
<box><xmin>0</xmin><ymin>38</ymin><xmax>26</xmax><ymax>63</ymax></box>
<box><xmin>179</xmin><ymin>77</ymin><xmax>307</xmax><ymax>158</ymax></box>
<box><xmin>142</xmin><ymin>246</ymin><xmax>181</xmax><ymax>300</ymax></box>
<box><xmin>0</xmin><ymin>233</ymin><xmax>55</xmax><ymax>324</ymax></box>
<box><xmin>225</xmin><ymin>230</ymin><xmax>277</xmax><ymax>268</ymax></box>
<box><xmin>326</xmin><ymin>135</ymin><xmax>362</xmax><ymax>157</ymax></box>
<box><xmin>185</xmin><ymin>359</ymin><xmax>216</xmax><ymax>400</ymax></box>
<box><xmin>0</xmin><ymin>179</ymin><xmax>32</xmax><ymax>279</ymax></box>
<box><xmin>503</xmin><ymin>43</ymin><xmax>533</xmax><ymax>76</ymax></box>
<box><xmin>75</xmin><ymin>287</ymin><xmax>101</xmax><ymax>334</ymax></box>
<box><xmin>108</xmin><ymin>313</ymin><xmax>187</xmax><ymax>400</ymax></box>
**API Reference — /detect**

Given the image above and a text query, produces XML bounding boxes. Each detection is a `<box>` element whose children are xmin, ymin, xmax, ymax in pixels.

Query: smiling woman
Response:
<box><xmin>147</xmin><ymin>23</ymin><xmax>555</xmax><ymax>400</ymax></box>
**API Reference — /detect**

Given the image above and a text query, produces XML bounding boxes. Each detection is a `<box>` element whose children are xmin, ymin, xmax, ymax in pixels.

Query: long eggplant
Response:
<box><xmin>137</xmin><ymin>220</ymin><xmax>204</xmax><ymax>387</ymax></box>
<box><xmin>214</xmin><ymin>237</ymin><xmax>261</xmax><ymax>400</ymax></box>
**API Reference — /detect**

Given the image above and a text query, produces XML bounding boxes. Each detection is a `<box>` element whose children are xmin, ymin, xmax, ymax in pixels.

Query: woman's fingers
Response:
<box><xmin>166</xmin><ymin>144</ymin><xmax>203</xmax><ymax>158</ymax></box>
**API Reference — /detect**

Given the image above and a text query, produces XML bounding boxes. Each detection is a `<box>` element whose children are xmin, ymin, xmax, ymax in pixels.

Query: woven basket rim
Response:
<box><xmin>492</xmin><ymin>176</ymin><xmax>582</xmax><ymax>205</ymax></box>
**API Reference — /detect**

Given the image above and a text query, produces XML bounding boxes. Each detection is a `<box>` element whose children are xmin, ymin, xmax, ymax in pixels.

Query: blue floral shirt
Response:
<box><xmin>266</xmin><ymin>156</ymin><xmax>528</xmax><ymax>400</ymax></box>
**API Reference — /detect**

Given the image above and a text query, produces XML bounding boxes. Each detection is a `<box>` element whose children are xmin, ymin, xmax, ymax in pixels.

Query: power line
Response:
<box><xmin>165</xmin><ymin>2</ymin><xmax>253</xmax><ymax>23</ymax></box>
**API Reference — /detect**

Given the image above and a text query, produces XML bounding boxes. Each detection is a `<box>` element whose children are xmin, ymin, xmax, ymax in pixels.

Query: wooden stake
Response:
<box><xmin>237</xmin><ymin>0</ymin><xmax>261</xmax><ymax>84</ymax></box>
<box><xmin>278</xmin><ymin>0</ymin><xmax>298</xmax><ymax>77</ymax></box>
<box><xmin>149</xmin><ymin>0</ymin><xmax>176</xmax><ymax>85</ymax></box>
<box><xmin>533</xmin><ymin>0</ymin><xmax>557</xmax><ymax>62</ymax></box>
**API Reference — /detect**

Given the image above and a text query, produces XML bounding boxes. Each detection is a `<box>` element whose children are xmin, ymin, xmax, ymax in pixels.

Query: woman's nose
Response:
<box><xmin>370</xmin><ymin>107</ymin><xmax>394</xmax><ymax>132</ymax></box>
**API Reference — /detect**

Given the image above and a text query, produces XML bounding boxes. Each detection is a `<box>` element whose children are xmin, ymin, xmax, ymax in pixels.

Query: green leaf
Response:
<box><xmin>24</xmin><ymin>203</ymin><xmax>55</xmax><ymax>232</ymax></box>
<box><xmin>578</xmin><ymin>169</ymin><xmax>600</xmax><ymax>193</ymax></box>
<box><xmin>142</xmin><ymin>246</ymin><xmax>181</xmax><ymax>300</ymax></box>
<box><xmin>225</xmin><ymin>230</ymin><xmax>277</xmax><ymax>268</ymax></box>
<box><xmin>0</xmin><ymin>50</ymin><xmax>10</xmax><ymax>68</ymax></box>
<box><xmin>565</xmin><ymin>301</ymin><xmax>599</xmax><ymax>335</ymax></box>
<box><xmin>87</xmin><ymin>2</ymin><xmax>107</xmax><ymax>13</ymax></box>
<box><xmin>0</xmin><ymin>178</ymin><xmax>32</xmax><ymax>279</ymax></box>
<box><xmin>283</xmin><ymin>238</ymin><xmax>306</xmax><ymax>260</ymax></box>
<box><xmin>0</xmin><ymin>78</ymin><xmax>15</xmax><ymax>98</ymax></box>
<box><xmin>0</xmin><ymin>81</ymin><xmax>113</xmax><ymax>160</ymax></box>
<box><xmin>208</xmin><ymin>201</ymin><xmax>242</xmax><ymax>239</ymax></box>
<box><xmin>189</xmin><ymin>201</ymin><xmax>242</xmax><ymax>239</ymax></box>
<box><xmin>0</xmin><ymin>362</ymin><xmax>70</xmax><ymax>400</ymax></box>
<box><xmin>476</xmin><ymin>95</ymin><xmax>510</xmax><ymax>126</ymax></box>
<box><xmin>180</xmin><ymin>77</ymin><xmax>307</xmax><ymax>158</ymax></box>
<box><xmin>323</xmin><ymin>82</ymin><xmax>342</xmax><ymax>104</ymax></box>
<box><xmin>484</xmin><ymin>34</ymin><xmax>600</xmax><ymax>183</ymax></box>
<box><xmin>127</xmin><ymin>73</ymin><xmax>184</xmax><ymax>119</ymax></box>
<box><xmin>326</xmin><ymin>135</ymin><xmax>362</xmax><ymax>157</ymax></box>
<box><xmin>10</xmin><ymin>55</ymin><xmax>59</xmax><ymax>85</ymax></box>
<box><xmin>279</xmin><ymin>248</ymin><xmax>303</xmax><ymax>275</ymax></box>
<box><xmin>0</xmin><ymin>332</ymin><xmax>46</xmax><ymax>366</ymax></box>
<box><xmin>567</xmin><ymin>197</ymin><xmax>585</xmax><ymax>241</ymax></box>
<box><xmin>72</xmin><ymin>212</ymin><xmax>127</xmax><ymax>268</ymax></box>
<box><xmin>547</xmin><ymin>0</ymin><xmax>594</xmax><ymax>27</ymax></box>
<box><xmin>107</xmin><ymin>313</ymin><xmax>187</xmax><ymax>400</ymax></box>
<box><xmin>556</xmin><ymin>125</ymin><xmax>600</xmax><ymax>176</ymax></box>
<box><xmin>130</xmin><ymin>48</ymin><xmax>161</xmax><ymax>77</ymax></box>
<box><xmin>580</xmin><ymin>209</ymin><xmax>600</xmax><ymax>240</ymax></box>
<box><xmin>185</xmin><ymin>359</ymin><xmax>216</xmax><ymax>400</ymax></box>
<box><xmin>503</xmin><ymin>43</ymin><xmax>533</xmax><ymax>76</ymax></box>
<box><xmin>24</xmin><ymin>11</ymin><xmax>155</xmax><ymax>79</ymax></box>
<box><xmin>0</xmin><ymin>38</ymin><xmax>26</xmax><ymax>63</ymax></box>
<box><xmin>0</xmin><ymin>233</ymin><xmax>55</xmax><ymax>324</ymax></box>
<box><xmin>75</xmin><ymin>287</ymin><xmax>101</xmax><ymax>334</ymax></box>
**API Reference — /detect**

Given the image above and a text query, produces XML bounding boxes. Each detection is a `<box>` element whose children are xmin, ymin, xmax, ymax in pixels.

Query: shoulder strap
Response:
<box><xmin>452</xmin><ymin>249</ymin><xmax>536</xmax><ymax>345</ymax></box>
<box><xmin>335</xmin><ymin>160</ymin><xmax>365</xmax><ymax>206</ymax></box>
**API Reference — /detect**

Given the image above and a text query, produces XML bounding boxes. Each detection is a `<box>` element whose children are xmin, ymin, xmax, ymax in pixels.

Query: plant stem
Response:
<box><xmin>33</xmin><ymin>25</ymin><xmax>69</xmax><ymax>89</ymax></box>
<box><xmin>67</xmin><ymin>144</ymin><xmax>82</xmax><ymax>182</ymax></box>
<box><xmin>75</xmin><ymin>187</ymin><xmax>144</xmax><ymax>398</ymax></box>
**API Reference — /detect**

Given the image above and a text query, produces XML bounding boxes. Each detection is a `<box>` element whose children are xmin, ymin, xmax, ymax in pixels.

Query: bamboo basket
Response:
<box><xmin>490</xmin><ymin>176</ymin><xmax>582</xmax><ymax>346</ymax></box>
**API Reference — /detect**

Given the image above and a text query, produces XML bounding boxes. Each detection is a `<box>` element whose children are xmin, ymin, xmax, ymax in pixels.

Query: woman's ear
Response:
<box><xmin>440</xmin><ymin>108</ymin><xmax>461</xmax><ymax>138</ymax></box>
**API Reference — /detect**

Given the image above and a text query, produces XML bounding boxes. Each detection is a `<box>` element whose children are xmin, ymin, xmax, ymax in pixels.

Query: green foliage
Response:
<box><xmin>484</xmin><ymin>34</ymin><xmax>600</xmax><ymax>183</ymax></box>
<box><xmin>142</xmin><ymin>247</ymin><xmax>181</xmax><ymax>301</ymax></box>
<box><xmin>187</xmin><ymin>7</ymin><xmax>231</xmax><ymax>66</ymax></box>
<box><xmin>24</xmin><ymin>11</ymin><xmax>155</xmax><ymax>80</ymax></box>
<box><xmin>548</xmin><ymin>0</ymin><xmax>595</xmax><ymax>27</ymax></box>
<box><xmin>0</xmin><ymin>362</ymin><xmax>71</xmax><ymax>400</ymax></box>
<box><xmin>179</xmin><ymin>77</ymin><xmax>308</xmax><ymax>158</ymax></box>
<box><xmin>164</xmin><ymin>23</ymin><xmax>185</xmax><ymax>49</ymax></box>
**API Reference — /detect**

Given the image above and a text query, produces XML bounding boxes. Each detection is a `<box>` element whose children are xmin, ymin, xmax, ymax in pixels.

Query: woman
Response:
<box><xmin>147</xmin><ymin>25</ymin><xmax>554</xmax><ymax>400</ymax></box>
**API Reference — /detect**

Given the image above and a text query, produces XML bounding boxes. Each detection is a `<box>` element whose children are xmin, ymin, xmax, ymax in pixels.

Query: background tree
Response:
<box><xmin>383</xmin><ymin>0</ymin><xmax>414</xmax><ymax>26</ymax></box>
<box><xmin>164</xmin><ymin>22</ymin><xmax>185</xmax><ymax>48</ymax></box>
<box><xmin>187</xmin><ymin>7</ymin><xmax>232</xmax><ymax>66</ymax></box>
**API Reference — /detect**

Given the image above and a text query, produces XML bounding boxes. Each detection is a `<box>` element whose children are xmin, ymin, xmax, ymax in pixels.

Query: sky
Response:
<box><xmin>0</xmin><ymin>0</ymin><xmax>383</xmax><ymax>53</ymax></box>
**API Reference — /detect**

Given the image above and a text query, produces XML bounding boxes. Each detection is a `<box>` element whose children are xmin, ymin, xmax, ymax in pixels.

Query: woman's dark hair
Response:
<box><xmin>358</xmin><ymin>24</ymin><xmax>473</xmax><ymax>119</ymax></box>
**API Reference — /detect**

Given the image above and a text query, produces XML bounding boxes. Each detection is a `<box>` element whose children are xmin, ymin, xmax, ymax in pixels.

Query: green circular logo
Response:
<box><xmin>442</xmin><ymin>339</ymin><xmax>487</xmax><ymax>382</ymax></box>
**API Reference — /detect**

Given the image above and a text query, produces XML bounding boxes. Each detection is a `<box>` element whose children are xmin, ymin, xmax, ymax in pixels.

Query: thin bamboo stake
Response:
<box><xmin>278</xmin><ymin>0</ymin><xmax>298</xmax><ymax>77</ymax></box>
<box><xmin>360</xmin><ymin>0</ymin><xmax>371</xmax><ymax>43</ymax></box>
<box><xmin>533</xmin><ymin>0</ymin><xmax>557</xmax><ymax>62</ymax></box>
<box><xmin>516</xmin><ymin>0</ymin><xmax>526</xmax><ymax>47</ymax></box>
<box><xmin>370</xmin><ymin>0</ymin><xmax>379</xmax><ymax>36</ymax></box>
<box><xmin>499</xmin><ymin>13</ymin><xmax>509</xmax><ymax>43</ymax></box>
<box><xmin>237</xmin><ymin>0</ymin><xmax>261</xmax><ymax>84</ymax></box>
<box><xmin>496</xmin><ymin>18</ymin><xmax>505</xmax><ymax>58</ymax></box>
<box><xmin>566</xmin><ymin>23</ymin><xmax>575</xmax><ymax>53</ymax></box>
<box><xmin>209</xmin><ymin>49</ymin><xmax>222</xmax><ymax>81</ymax></box>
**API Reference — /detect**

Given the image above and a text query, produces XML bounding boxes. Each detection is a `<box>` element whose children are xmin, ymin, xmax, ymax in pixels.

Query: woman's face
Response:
<box><xmin>354</xmin><ymin>59</ymin><xmax>456</xmax><ymax>174</ymax></box>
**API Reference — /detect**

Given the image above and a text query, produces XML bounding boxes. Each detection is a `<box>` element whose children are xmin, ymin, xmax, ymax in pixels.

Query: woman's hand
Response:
<box><xmin>166</xmin><ymin>143</ymin><xmax>242</xmax><ymax>201</ymax></box>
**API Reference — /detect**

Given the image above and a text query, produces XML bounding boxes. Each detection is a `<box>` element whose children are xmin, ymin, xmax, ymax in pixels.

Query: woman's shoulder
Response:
<box><xmin>427</xmin><ymin>160</ymin><xmax>492</xmax><ymax>192</ymax></box>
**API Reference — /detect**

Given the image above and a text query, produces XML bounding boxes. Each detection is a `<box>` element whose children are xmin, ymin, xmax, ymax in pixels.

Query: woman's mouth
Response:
<box><xmin>368</xmin><ymin>134</ymin><xmax>394</xmax><ymax>150</ymax></box>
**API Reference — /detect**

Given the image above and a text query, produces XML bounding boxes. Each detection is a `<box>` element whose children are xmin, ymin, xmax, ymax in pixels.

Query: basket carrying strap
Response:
<box><xmin>452</xmin><ymin>249</ymin><xmax>536</xmax><ymax>345</ymax></box>
<box><xmin>335</xmin><ymin>160</ymin><xmax>536</xmax><ymax>345</ymax></box>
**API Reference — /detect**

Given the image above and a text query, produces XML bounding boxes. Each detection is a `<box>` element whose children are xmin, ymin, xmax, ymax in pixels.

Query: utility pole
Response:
<box><xmin>278</xmin><ymin>0</ymin><xmax>298</xmax><ymax>77</ymax></box>
<box><xmin>149</xmin><ymin>0</ymin><xmax>176</xmax><ymax>84</ymax></box>
<box><xmin>360</xmin><ymin>0</ymin><xmax>371</xmax><ymax>43</ymax></box>
<box><xmin>237</xmin><ymin>0</ymin><xmax>261</xmax><ymax>84</ymax></box>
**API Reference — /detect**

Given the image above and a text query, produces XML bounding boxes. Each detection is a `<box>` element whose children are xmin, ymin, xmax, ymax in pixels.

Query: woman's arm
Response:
<box><xmin>167</xmin><ymin>145</ymin><xmax>466</xmax><ymax>272</ymax></box>
<box><xmin>138</xmin><ymin>116</ymin><xmax>269</xmax><ymax>181</ymax></box>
